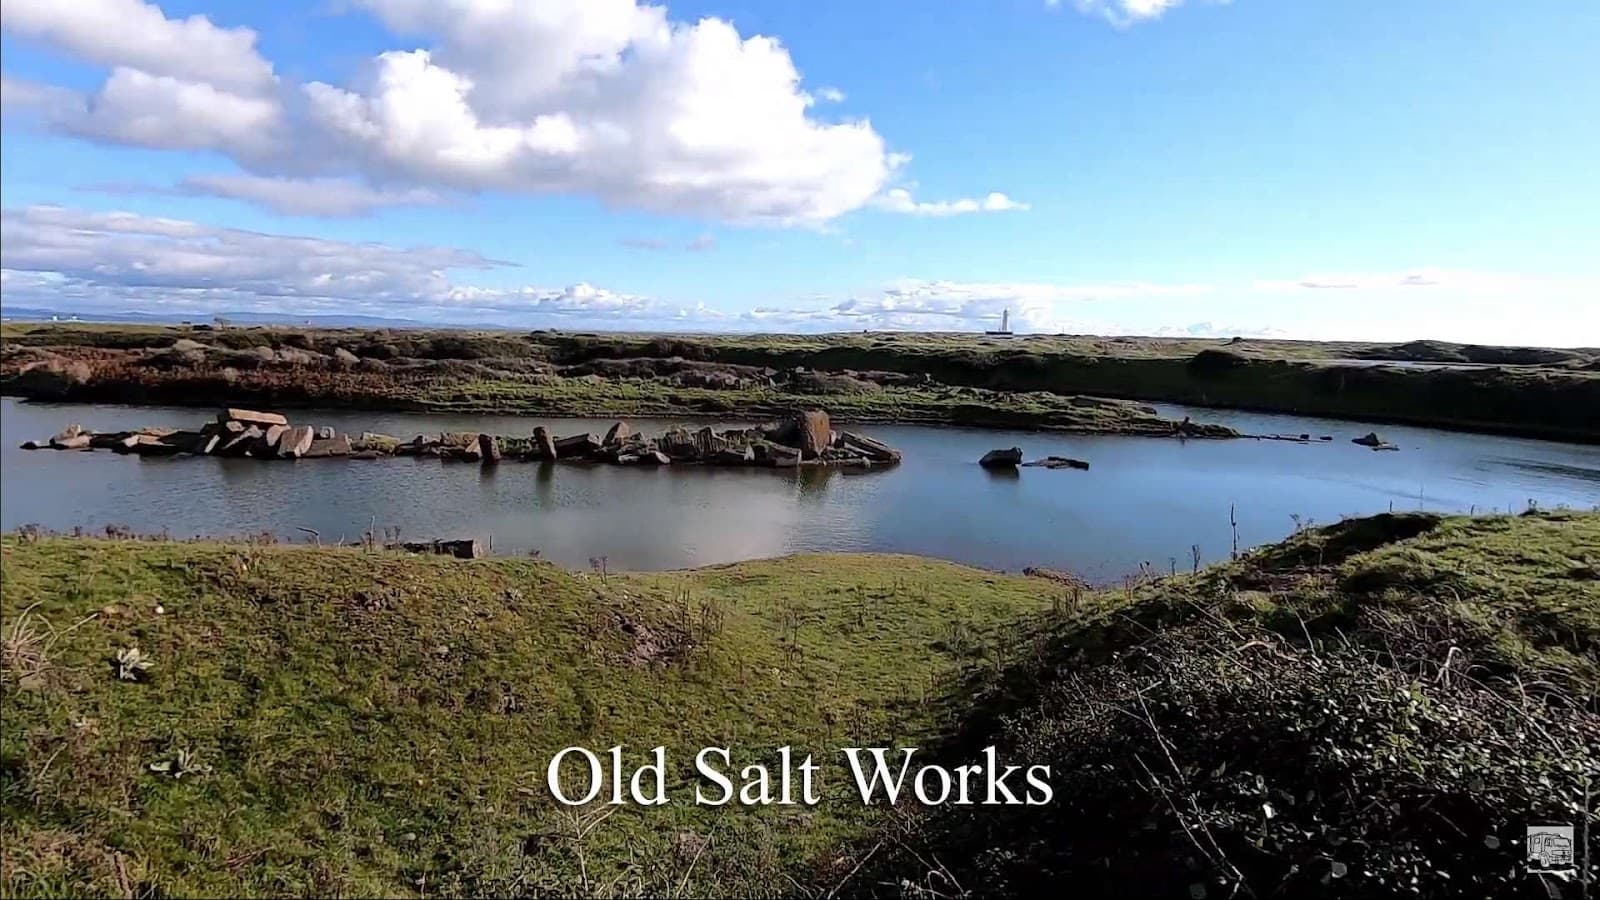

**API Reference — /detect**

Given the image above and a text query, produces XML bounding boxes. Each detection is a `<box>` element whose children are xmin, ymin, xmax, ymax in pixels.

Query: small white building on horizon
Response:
<box><xmin>985</xmin><ymin>308</ymin><xmax>1014</xmax><ymax>336</ymax></box>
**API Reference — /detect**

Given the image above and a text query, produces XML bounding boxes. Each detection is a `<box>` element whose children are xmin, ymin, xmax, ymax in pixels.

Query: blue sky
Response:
<box><xmin>2</xmin><ymin>0</ymin><xmax>1596</xmax><ymax>344</ymax></box>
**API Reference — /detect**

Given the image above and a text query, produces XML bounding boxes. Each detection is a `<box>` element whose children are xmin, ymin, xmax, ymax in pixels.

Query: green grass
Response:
<box><xmin>0</xmin><ymin>540</ymin><xmax>1052</xmax><ymax>897</ymax></box>
<box><xmin>3</xmin><ymin>512</ymin><xmax>1596</xmax><ymax>897</ymax></box>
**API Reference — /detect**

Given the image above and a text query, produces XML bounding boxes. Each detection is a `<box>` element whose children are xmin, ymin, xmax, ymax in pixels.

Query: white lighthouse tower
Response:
<box><xmin>986</xmin><ymin>308</ymin><xmax>1014</xmax><ymax>336</ymax></box>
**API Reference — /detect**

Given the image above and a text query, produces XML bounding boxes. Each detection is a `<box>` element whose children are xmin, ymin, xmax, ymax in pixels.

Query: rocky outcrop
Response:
<box><xmin>980</xmin><ymin>447</ymin><xmax>1024</xmax><ymax>468</ymax></box>
<box><xmin>9</xmin><ymin>357</ymin><xmax>92</xmax><ymax>400</ymax></box>
<box><xmin>20</xmin><ymin>408</ymin><xmax>904</xmax><ymax>471</ymax></box>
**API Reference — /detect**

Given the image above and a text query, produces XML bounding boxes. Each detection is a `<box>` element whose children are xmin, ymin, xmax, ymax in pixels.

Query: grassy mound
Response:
<box><xmin>850</xmin><ymin>511</ymin><xmax>1599</xmax><ymax>898</ymax></box>
<box><xmin>0</xmin><ymin>541</ymin><xmax>1051</xmax><ymax>896</ymax></box>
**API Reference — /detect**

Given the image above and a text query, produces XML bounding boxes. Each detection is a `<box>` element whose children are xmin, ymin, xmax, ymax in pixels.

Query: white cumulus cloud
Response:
<box><xmin>0</xmin><ymin>0</ymin><xmax>275</xmax><ymax>93</ymax></box>
<box><xmin>1050</xmin><ymin>0</ymin><xmax>1191</xmax><ymax>27</ymax></box>
<box><xmin>2</xmin><ymin>0</ymin><xmax>915</xmax><ymax>226</ymax></box>
<box><xmin>874</xmin><ymin>189</ymin><xmax>1031</xmax><ymax>217</ymax></box>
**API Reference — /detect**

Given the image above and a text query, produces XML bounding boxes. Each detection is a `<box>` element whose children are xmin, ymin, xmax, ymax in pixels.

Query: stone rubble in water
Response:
<box><xmin>1020</xmin><ymin>456</ymin><xmax>1091</xmax><ymax>471</ymax></box>
<box><xmin>17</xmin><ymin>407</ymin><xmax>903</xmax><ymax>469</ymax></box>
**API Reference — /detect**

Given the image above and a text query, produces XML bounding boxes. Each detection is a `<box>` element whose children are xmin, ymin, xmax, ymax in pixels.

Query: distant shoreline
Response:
<box><xmin>3</xmin><ymin>322</ymin><xmax>1595</xmax><ymax>443</ymax></box>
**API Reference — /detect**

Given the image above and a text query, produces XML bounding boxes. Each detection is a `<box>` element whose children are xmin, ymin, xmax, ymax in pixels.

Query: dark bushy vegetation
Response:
<box><xmin>848</xmin><ymin>511</ymin><xmax>1599</xmax><ymax>898</ymax></box>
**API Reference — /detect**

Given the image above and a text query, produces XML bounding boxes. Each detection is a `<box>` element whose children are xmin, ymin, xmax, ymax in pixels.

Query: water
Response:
<box><xmin>3</xmin><ymin>397</ymin><xmax>1596</xmax><ymax>580</ymax></box>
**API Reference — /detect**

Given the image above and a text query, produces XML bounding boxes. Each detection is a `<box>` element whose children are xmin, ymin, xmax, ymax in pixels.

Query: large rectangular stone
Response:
<box><xmin>554</xmin><ymin>433</ymin><xmax>602</xmax><ymax>458</ymax></box>
<box><xmin>838</xmin><ymin>431</ymin><xmax>901</xmax><ymax>463</ymax></box>
<box><xmin>220</xmin><ymin>408</ymin><xmax>288</xmax><ymax>427</ymax></box>
<box><xmin>275</xmin><ymin>425</ymin><xmax>314</xmax><ymax>459</ymax></box>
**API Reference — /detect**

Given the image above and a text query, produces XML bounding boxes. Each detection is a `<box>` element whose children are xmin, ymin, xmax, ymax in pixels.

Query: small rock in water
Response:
<box><xmin>979</xmin><ymin>447</ymin><xmax>1024</xmax><ymax>468</ymax></box>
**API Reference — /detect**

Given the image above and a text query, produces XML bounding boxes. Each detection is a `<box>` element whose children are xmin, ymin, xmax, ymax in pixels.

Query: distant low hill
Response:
<box><xmin>0</xmin><ymin>305</ymin><xmax>436</xmax><ymax>329</ymax></box>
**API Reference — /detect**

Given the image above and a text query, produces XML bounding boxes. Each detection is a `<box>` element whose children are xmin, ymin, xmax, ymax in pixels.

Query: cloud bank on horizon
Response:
<box><xmin>1</xmin><ymin>0</ymin><xmax>1594</xmax><ymax>346</ymax></box>
<box><xmin>5</xmin><ymin>205</ymin><xmax>1593</xmax><ymax>345</ymax></box>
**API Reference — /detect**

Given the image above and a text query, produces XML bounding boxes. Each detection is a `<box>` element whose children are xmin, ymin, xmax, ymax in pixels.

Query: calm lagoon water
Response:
<box><xmin>3</xmin><ymin>397</ymin><xmax>1596</xmax><ymax>580</ymax></box>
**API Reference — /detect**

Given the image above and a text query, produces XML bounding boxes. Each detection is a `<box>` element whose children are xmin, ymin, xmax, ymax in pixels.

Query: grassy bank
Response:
<box><xmin>0</xmin><ymin>539</ymin><xmax>1052</xmax><ymax>897</ymax></box>
<box><xmin>3</xmin><ymin>512</ymin><xmax>1596</xmax><ymax>897</ymax></box>
<box><xmin>9</xmin><ymin>323</ymin><xmax>1598</xmax><ymax>440</ymax></box>
<box><xmin>0</xmin><ymin>326</ymin><xmax>1231</xmax><ymax>437</ymax></box>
